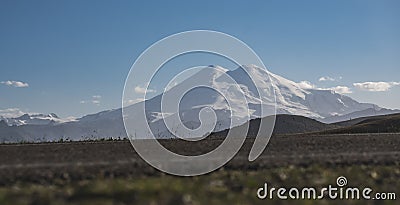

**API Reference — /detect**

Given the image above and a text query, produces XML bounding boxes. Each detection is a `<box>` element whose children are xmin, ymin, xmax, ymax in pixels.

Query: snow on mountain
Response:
<box><xmin>0</xmin><ymin>113</ymin><xmax>74</xmax><ymax>126</ymax></box>
<box><xmin>227</xmin><ymin>65</ymin><xmax>386</xmax><ymax>119</ymax></box>
<box><xmin>132</xmin><ymin>63</ymin><xmax>399</xmax><ymax>138</ymax></box>
<box><xmin>321</xmin><ymin>107</ymin><xmax>400</xmax><ymax>123</ymax></box>
<box><xmin>1</xmin><ymin>64</ymin><xmax>398</xmax><ymax>142</ymax></box>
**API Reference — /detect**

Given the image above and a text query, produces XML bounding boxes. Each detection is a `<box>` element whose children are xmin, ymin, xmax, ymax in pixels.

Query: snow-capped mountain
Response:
<box><xmin>230</xmin><ymin>65</ymin><xmax>377</xmax><ymax>119</ymax></box>
<box><xmin>0</xmin><ymin>65</ymin><xmax>398</xmax><ymax>142</ymax></box>
<box><xmin>124</xmin><ymin>64</ymin><xmax>397</xmax><ymax>138</ymax></box>
<box><xmin>0</xmin><ymin>113</ymin><xmax>72</xmax><ymax>126</ymax></box>
<box><xmin>320</xmin><ymin>107</ymin><xmax>398</xmax><ymax>123</ymax></box>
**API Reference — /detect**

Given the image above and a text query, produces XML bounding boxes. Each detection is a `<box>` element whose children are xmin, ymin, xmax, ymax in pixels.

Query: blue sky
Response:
<box><xmin>0</xmin><ymin>0</ymin><xmax>399</xmax><ymax>118</ymax></box>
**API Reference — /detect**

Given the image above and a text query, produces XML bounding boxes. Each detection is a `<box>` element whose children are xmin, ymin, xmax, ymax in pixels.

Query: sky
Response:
<box><xmin>0</xmin><ymin>0</ymin><xmax>399</xmax><ymax>118</ymax></box>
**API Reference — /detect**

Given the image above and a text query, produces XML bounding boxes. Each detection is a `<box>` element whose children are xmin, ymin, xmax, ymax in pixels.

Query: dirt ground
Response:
<box><xmin>0</xmin><ymin>133</ymin><xmax>399</xmax><ymax>185</ymax></box>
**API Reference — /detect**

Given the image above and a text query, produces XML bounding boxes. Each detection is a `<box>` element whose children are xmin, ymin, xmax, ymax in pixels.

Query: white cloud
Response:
<box><xmin>297</xmin><ymin>81</ymin><xmax>316</xmax><ymax>89</ymax></box>
<box><xmin>92</xmin><ymin>95</ymin><xmax>101</xmax><ymax>105</ymax></box>
<box><xmin>353</xmin><ymin>82</ymin><xmax>400</xmax><ymax>92</ymax></box>
<box><xmin>134</xmin><ymin>85</ymin><xmax>156</xmax><ymax>94</ymax></box>
<box><xmin>297</xmin><ymin>81</ymin><xmax>352</xmax><ymax>94</ymax></box>
<box><xmin>1</xmin><ymin>80</ymin><xmax>29</xmax><ymax>88</ymax></box>
<box><xmin>318</xmin><ymin>76</ymin><xmax>335</xmax><ymax>82</ymax></box>
<box><xmin>318</xmin><ymin>76</ymin><xmax>343</xmax><ymax>82</ymax></box>
<box><xmin>124</xmin><ymin>98</ymin><xmax>145</xmax><ymax>106</ymax></box>
<box><xmin>92</xmin><ymin>100</ymin><xmax>100</xmax><ymax>105</ymax></box>
<box><xmin>329</xmin><ymin>86</ymin><xmax>352</xmax><ymax>94</ymax></box>
<box><xmin>80</xmin><ymin>95</ymin><xmax>102</xmax><ymax>105</ymax></box>
<box><xmin>0</xmin><ymin>108</ymin><xmax>25</xmax><ymax>118</ymax></box>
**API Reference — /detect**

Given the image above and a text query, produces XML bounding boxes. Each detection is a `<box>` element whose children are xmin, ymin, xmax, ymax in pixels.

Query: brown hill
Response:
<box><xmin>323</xmin><ymin>113</ymin><xmax>400</xmax><ymax>134</ymax></box>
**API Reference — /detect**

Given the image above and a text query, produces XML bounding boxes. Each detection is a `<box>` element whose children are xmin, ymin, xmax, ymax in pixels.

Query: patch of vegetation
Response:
<box><xmin>0</xmin><ymin>164</ymin><xmax>398</xmax><ymax>205</ymax></box>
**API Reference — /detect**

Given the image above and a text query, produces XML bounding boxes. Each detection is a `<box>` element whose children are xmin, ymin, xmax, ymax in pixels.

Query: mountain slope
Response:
<box><xmin>1</xmin><ymin>65</ymin><xmax>398</xmax><ymax>142</ymax></box>
<box><xmin>322</xmin><ymin>113</ymin><xmax>400</xmax><ymax>134</ymax></box>
<box><xmin>321</xmin><ymin>108</ymin><xmax>400</xmax><ymax>123</ymax></box>
<box><xmin>0</xmin><ymin>113</ymin><xmax>72</xmax><ymax>126</ymax></box>
<box><xmin>212</xmin><ymin>114</ymin><xmax>339</xmax><ymax>137</ymax></box>
<box><xmin>226</xmin><ymin>65</ymin><xmax>389</xmax><ymax>119</ymax></box>
<box><xmin>123</xmin><ymin>64</ymin><xmax>390</xmax><ymax>139</ymax></box>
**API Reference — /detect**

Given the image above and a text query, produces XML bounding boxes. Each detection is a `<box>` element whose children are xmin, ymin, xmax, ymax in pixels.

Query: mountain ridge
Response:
<box><xmin>1</xmin><ymin>65</ymin><xmax>399</xmax><ymax>142</ymax></box>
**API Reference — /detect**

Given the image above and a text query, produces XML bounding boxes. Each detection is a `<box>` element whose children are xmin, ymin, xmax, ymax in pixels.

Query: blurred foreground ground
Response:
<box><xmin>0</xmin><ymin>133</ymin><xmax>399</xmax><ymax>205</ymax></box>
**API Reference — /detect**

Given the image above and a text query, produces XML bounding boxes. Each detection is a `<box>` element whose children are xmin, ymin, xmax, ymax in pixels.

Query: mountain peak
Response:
<box><xmin>0</xmin><ymin>112</ymin><xmax>66</xmax><ymax>126</ymax></box>
<box><xmin>1</xmin><ymin>64</ymin><xmax>397</xmax><ymax>142</ymax></box>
